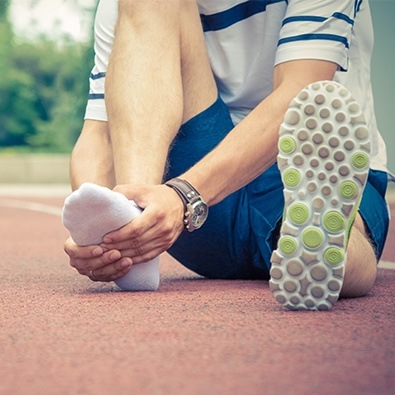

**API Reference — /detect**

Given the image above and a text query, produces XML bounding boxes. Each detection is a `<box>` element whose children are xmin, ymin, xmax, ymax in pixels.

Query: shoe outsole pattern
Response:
<box><xmin>270</xmin><ymin>81</ymin><xmax>371</xmax><ymax>311</ymax></box>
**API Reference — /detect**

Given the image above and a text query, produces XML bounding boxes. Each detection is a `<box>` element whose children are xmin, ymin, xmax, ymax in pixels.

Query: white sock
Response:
<box><xmin>62</xmin><ymin>182</ymin><xmax>160</xmax><ymax>291</ymax></box>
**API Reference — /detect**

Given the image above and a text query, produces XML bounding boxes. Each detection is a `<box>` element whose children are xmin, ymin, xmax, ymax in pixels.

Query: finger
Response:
<box><xmin>90</xmin><ymin>258</ymin><xmax>132</xmax><ymax>282</ymax></box>
<box><xmin>102</xmin><ymin>210</ymin><xmax>157</xmax><ymax>244</ymax></box>
<box><xmin>113</xmin><ymin>184</ymin><xmax>147</xmax><ymax>205</ymax></box>
<box><xmin>107</xmin><ymin>223</ymin><xmax>176</xmax><ymax>258</ymax></box>
<box><xmin>121</xmin><ymin>246</ymin><xmax>164</xmax><ymax>264</ymax></box>
<box><xmin>64</xmin><ymin>237</ymin><xmax>105</xmax><ymax>259</ymax></box>
<box><xmin>71</xmin><ymin>249</ymin><xmax>123</xmax><ymax>274</ymax></box>
<box><xmin>106</xmin><ymin>222</ymin><xmax>181</xmax><ymax>262</ymax></box>
<box><xmin>101</xmin><ymin>223</ymin><xmax>159</xmax><ymax>251</ymax></box>
<box><xmin>118</xmin><ymin>233</ymin><xmax>173</xmax><ymax>262</ymax></box>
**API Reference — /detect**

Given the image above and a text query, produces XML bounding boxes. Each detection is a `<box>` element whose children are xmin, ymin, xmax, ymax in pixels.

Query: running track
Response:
<box><xmin>0</xmin><ymin>185</ymin><xmax>394</xmax><ymax>395</ymax></box>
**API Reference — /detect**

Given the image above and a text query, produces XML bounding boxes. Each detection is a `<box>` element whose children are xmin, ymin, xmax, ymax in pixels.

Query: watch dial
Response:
<box><xmin>191</xmin><ymin>202</ymin><xmax>208</xmax><ymax>227</ymax></box>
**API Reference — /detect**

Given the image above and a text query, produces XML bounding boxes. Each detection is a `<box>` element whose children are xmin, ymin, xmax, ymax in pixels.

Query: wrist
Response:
<box><xmin>165</xmin><ymin>178</ymin><xmax>209</xmax><ymax>232</ymax></box>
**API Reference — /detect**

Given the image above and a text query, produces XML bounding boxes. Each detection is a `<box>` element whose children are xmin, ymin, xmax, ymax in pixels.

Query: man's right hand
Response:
<box><xmin>63</xmin><ymin>237</ymin><xmax>132</xmax><ymax>282</ymax></box>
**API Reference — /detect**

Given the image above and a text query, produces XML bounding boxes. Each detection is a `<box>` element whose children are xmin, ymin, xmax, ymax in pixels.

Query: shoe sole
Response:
<box><xmin>269</xmin><ymin>81</ymin><xmax>371</xmax><ymax>311</ymax></box>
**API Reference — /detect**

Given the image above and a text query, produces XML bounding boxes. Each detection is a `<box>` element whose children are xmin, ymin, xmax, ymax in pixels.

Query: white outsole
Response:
<box><xmin>270</xmin><ymin>81</ymin><xmax>371</xmax><ymax>311</ymax></box>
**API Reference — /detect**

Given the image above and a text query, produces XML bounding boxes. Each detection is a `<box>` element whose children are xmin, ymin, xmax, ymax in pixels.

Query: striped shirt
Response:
<box><xmin>85</xmin><ymin>0</ymin><xmax>388</xmax><ymax>173</ymax></box>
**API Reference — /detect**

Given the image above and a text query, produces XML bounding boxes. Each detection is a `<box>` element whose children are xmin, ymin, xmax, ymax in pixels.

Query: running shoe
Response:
<box><xmin>270</xmin><ymin>80</ymin><xmax>371</xmax><ymax>311</ymax></box>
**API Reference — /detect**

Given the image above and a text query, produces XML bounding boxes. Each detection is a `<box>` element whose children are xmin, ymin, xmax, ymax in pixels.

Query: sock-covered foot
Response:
<box><xmin>270</xmin><ymin>81</ymin><xmax>370</xmax><ymax>311</ymax></box>
<box><xmin>62</xmin><ymin>182</ymin><xmax>160</xmax><ymax>291</ymax></box>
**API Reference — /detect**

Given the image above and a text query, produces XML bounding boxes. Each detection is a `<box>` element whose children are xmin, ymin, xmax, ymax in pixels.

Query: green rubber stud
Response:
<box><xmin>323</xmin><ymin>211</ymin><xmax>346</xmax><ymax>233</ymax></box>
<box><xmin>289</xmin><ymin>203</ymin><xmax>310</xmax><ymax>225</ymax></box>
<box><xmin>279</xmin><ymin>236</ymin><xmax>297</xmax><ymax>256</ymax></box>
<box><xmin>283</xmin><ymin>169</ymin><xmax>301</xmax><ymax>187</ymax></box>
<box><xmin>302</xmin><ymin>228</ymin><xmax>324</xmax><ymax>249</ymax></box>
<box><xmin>324</xmin><ymin>247</ymin><xmax>345</xmax><ymax>266</ymax></box>
<box><xmin>351</xmin><ymin>152</ymin><xmax>369</xmax><ymax>169</ymax></box>
<box><xmin>339</xmin><ymin>180</ymin><xmax>358</xmax><ymax>200</ymax></box>
<box><xmin>279</xmin><ymin>137</ymin><xmax>296</xmax><ymax>154</ymax></box>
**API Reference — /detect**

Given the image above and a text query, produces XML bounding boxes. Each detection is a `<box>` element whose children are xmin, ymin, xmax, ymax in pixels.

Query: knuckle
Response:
<box><xmin>163</xmin><ymin>224</ymin><xmax>174</xmax><ymax>235</ymax></box>
<box><xmin>156</xmin><ymin>210</ymin><xmax>166</xmax><ymax>221</ymax></box>
<box><xmin>128</xmin><ymin>238</ymin><xmax>141</xmax><ymax>249</ymax></box>
<box><xmin>134</xmin><ymin>245</ymin><xmax>144</xmax><ymax>257</ymax></box>
<box><xmin>129</xmin><ymin>225</ymin><xmax>143</xmax><ymax>238</ymax></box>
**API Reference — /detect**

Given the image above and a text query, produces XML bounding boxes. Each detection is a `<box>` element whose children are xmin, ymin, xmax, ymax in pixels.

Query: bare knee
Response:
<box><xmin>341</xmin><ymin>214</ymin><xmax>377</xmax><ymax>298</ymax></box>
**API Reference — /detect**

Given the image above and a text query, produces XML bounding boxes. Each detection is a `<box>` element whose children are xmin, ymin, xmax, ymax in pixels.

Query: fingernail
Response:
<box><xmin>110</xmin><ymin>251</ymin><xmax>120</xmax><ymax>260</ymax></box>
<box><xmin>103</xmin><ymin>236</ymin><xmax>112</xmax><ymax>243</ymax></box>
<box><xmin>121</xmin><ymin>258</ymin><xmax>132</xmax><ymax>268</ymax></box>
<box><xmin>92</xmin><ymin>247</ymin><xmax>103</xmax><ymax>257</ymax></box>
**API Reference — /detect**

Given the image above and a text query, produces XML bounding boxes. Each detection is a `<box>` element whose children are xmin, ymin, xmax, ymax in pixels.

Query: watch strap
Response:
<box><xmin>165</xmin><ymin>178</ymin><xmax>208</xmax><ymax>232</ymax></box>
<box><xmin>165</xmin><ymin>178</ymin><xmax>201</xmax><ymax>205</ymax></box>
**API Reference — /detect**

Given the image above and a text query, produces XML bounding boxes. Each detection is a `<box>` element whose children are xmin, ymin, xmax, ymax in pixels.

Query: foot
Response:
<box><xmin>270</xmin><ymin>81</ymin><xmax>371</xmax><ymax>311</ymax></box>
<box><xmin>62</xmin><ymin>183</ymin><xmax>160</xmax><ymax>291</ymax></box>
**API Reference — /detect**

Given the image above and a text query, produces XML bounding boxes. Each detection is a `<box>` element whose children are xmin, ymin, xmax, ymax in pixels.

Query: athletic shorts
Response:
<box><xmin>164</xmin><ymin>95</ymin><xmax>390</xmax><ymax>280</ymax></box>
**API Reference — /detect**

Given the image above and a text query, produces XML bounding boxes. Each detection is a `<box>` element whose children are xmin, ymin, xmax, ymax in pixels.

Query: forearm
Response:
<box><xmin>70</xmin><ymin>120</ymin><xmax>115</xmax><ymax>191</ymax></box>
<box><xmin>105</xmin><ymin>4</ymin><xmax>183</xmax><ymax>186</ymax></box>
<box><xmin>182</xmin><ymin>85</ymin><xmax>288</xmax><ymax>205</ymax></box>
<box><xmin>182</xmin><ymin>60</ymin><xmax>338</xmax><ymax>206</ymax></box>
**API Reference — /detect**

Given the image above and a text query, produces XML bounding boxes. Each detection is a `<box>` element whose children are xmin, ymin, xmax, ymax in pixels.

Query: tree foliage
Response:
<box><xmin>0</xmin><ymin>1</ymin><xmax>95</xmax><ymax>152</ymax></box>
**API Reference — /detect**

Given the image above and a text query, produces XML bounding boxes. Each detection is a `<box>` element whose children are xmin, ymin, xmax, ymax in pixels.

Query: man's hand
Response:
<box><xmin>101</xmin><ymin>184</ymin><xmax>185</xmax><ymax>263</ymax></box>
<box><xmin>63</xmin><ymin>237</ymin><xmax>132</xmax><ymax>282</ymax></box>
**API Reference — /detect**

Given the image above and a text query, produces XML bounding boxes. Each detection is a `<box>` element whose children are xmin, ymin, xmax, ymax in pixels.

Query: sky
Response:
<box><xmin>10</xmin><ymin>0</ymin><xmax>98</xmax><ymax>42</ymax></box>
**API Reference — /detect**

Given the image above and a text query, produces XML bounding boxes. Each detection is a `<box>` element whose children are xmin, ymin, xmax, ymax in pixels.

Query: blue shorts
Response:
<box><xmin>165</xmin><ymin>96</ymin><xmax>390</xmax><ymax>280</ymax></box>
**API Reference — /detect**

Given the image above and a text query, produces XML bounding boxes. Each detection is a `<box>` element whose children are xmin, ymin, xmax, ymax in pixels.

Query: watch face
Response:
<box><xmin>190</xmin><ymin>201</ymin><xmax>208</xmax><ymax>229</ymax></box>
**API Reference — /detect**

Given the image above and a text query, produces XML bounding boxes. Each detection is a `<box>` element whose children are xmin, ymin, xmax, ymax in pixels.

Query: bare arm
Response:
<box><xmin>182</xmin><ymin>59</ymin><xmax>338</xmax><ymax>206</ymax></box>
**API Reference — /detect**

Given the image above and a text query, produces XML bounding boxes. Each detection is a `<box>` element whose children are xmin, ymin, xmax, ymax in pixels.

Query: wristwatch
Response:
<box><xmin>165</xmin><ymin>178</ymin><xmax>208</xmax><ymax>232</ymax></box>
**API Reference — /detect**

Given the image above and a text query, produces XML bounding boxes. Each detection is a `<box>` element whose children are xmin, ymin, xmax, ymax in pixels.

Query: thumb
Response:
<box><xmin>113</xmin><ymin>184</ymin><xmax>148</xmax><ymax>206</ymax></box>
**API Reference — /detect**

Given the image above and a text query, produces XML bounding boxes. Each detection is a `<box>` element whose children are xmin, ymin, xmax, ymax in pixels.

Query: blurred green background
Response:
<box><xmin>0</xmin><ymin>0</ymin><xmax>96</xmax><ymax>154</ymax></box>
<box><xmin>0</xmin><ymin>0</ymin><xmax>393</xmax><ymax>172</ymax></box>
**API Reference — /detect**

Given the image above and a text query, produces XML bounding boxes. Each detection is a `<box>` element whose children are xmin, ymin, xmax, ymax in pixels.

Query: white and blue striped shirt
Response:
<box><xmin>85</xmin><ymin>0</ymin><xmax>388</xmax><ymax>173</ymax></box>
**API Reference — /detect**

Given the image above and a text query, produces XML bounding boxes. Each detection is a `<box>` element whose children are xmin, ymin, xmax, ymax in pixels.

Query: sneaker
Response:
<box><xmin>269</xmin><ymin>81</ymin><xmax>371</xmax><ymax>311</ymax></box>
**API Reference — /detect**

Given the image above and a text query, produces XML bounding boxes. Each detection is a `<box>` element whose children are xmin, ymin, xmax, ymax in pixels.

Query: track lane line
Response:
<box><xmin>0</xmin><ymin>198</ymin><xmax>63</xmax><ymax>217</ymax></box>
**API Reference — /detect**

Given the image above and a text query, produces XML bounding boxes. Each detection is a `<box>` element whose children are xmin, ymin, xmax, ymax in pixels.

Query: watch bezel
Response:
<box><xmin>185</xmin><ymin>200</ymin><xmax>209</xmax><ymax>232</ymax></box>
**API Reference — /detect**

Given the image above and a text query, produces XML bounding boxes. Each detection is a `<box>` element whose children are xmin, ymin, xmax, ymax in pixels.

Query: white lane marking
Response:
<box><xmin>0</xmin><ymin>198</ymin><xmax>62</xmax><ymax>217</ymax></box>
<box><xmin>378</xmin><ymin>261</ymin><xmax>395</xmax><ymax>270</ymax></box>
<box><xmin>0</xmin><ymin>184</ymin><xmax>70</xmax><ymax>198</ymax></box>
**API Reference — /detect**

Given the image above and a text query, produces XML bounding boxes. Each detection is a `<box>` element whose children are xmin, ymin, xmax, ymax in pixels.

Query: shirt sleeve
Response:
<box><xmin>275</xmin><ymin>0</ymin><xmax>356</xmax><ymax>71</ymax></box>
<box><xmin>84</xmin><ymin>0</ymin><xmax>118</xmax><ymax>121</ymax></box>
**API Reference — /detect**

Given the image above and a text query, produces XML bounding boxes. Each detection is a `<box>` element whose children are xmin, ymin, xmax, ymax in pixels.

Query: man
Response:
<box><xmin>63</xmin><ymin>0</ymin><xmax>390</xmax><ymax>310</ymax></box>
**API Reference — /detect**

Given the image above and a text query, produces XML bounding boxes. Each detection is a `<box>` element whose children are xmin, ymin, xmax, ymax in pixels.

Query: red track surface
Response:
<box><xmin>0</xmin><ymin>194</ymin><xmax>394</xmax><ymax>395</ymax></box>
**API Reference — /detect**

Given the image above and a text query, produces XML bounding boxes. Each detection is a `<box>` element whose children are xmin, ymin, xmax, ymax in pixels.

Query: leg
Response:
<box><xmin>341</xmin><ymin>214</ymin><xmax>377</xmax><ymax>298</ymax></box>
<box><xmin>64</xmin><ymin>1</ymin><xmax>218</xmax><ymax>289</ymax></box>
<box><xmin>106</xmin><ymin>0</ymin><xmax>217</xmax><ymax>185</ymax></box>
